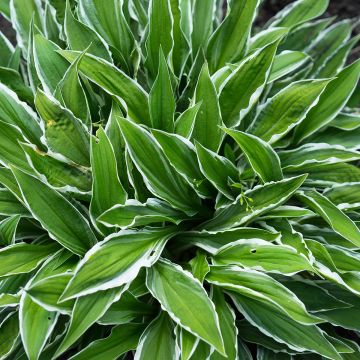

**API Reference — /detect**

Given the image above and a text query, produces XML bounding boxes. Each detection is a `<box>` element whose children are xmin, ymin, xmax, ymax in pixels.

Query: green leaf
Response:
<box><xmin>0</xmin><ymin>188</ymin><xmax>28</xmax><ymax>216</ymax></box>
<box><xmin>35</xmin><ymin>89</ymin><xmax>90</xmax><ymax>167</ymax></box>
<box><xmin>213</xmin><ymin>240</ymin><xmax>313</xmax><ymax>274</ymax></box>
<box><xmin>19</xmin><ymin>252</ymin><xmax>73</xmax><ymax>360</ymax></box>
<box><xmin>0</xmin><ymin>31</ymin><xmax>14</xmax><ymax>66</ymax></box>
<box><xmin>192</xmin><ymin>63</ymin><xmax>222</xmax><ymax>152</ymax></box>
<box><xmin>152</xmin><ymin>130</ymin><xmax>213</xmax><ymax>198</ymax></box>
<box><xmin>21</xmin><ymin>143</ymin><xmax>92</xmax><ymax>192</ymax></box>
<box><xmin>280</xmin><ymin>143</ymin><xmax>360</xmax><ymax>170</ymax></box>
<box><xmin>33</xmin><ymin>34</ymin><xmax>70</xmax><ymax>94</ymax></box>
<box><xmin>331</xmin><ymin>112</ymin><xmax>360</xmax><ymax>131</ymax></box>
<box><xmin>55</xmin><ymin>289</ymin><xmax>123</xmax><ymax>357</ymax></box>
<box><xmin>64</xmin><ymin>1</ymin><xmax>112</xmax><ymax>62</ymax></box>
<box><xmin>145</xmin><ymin>0</ymin><xmax>173</xmax><ymax>78</ymax></box>
<box><xmin>269</xmin><ymin>51</ymin><xmax>311</xmax><ymax>83</ymax></box>
<box><xmin>207</xmin><ymin>266</ymin><xmax>319</xmax><ymax>324</ymax></box>
<box><xmin>0</xmin><ymin>67</ymin><xmax>34</xmax><ymax>103</ymax></box>
<box><xmin>210</xmin><ymin>287</ymin><xmax>238</xmax><ymax>360</ymax></box>
<box><xmin>219</xmin><ymin>40</ymin><xmax>279</xmax><ymax>128</ymax></box>
<box><xmin>281</xmin><ymin>279</ymin><xmax>351</xmax><ymax>312</ymax></box>
<box><xmin>176</xmin><ymin>327</ymin><xmax>199</xmax><ymax>360</ymax></box>
<box><xmin>248</xmin><ymin>79</ymin><xmax>329</xmax><ymax>144</ymax></box>
<box><xmin>0</xmin><ymin>214</ymin><xmax>20</xmax><ymax>246</ymax></box>
<box><xmin>149</xmin><ymin>49</ymin><xmax>175</xmax><ymax>132</ymax></box>
<box><xmin>174</xmin><ymin>103</ymin><xmax>202</xmax><ymax>138</ymax></box>
<box><xmin>191</xmin><ymin>0</ymin><xmax>215</xmax><ymax>55</ymax></box>
<box><xmin>69</xmin><ymin>323</ymin><xmax>144</xmax><ymax>360</ymax></box>
<box><xmin>195</xmin><ymin>141</ymin><xmax>238</xmax><ymax>200</ymax></box>
<box><xmin>324</xmin><ymin>183</ymin><xmax>360</xmax><ymax>210</ymax></box>
<box><xmin>0</xmin><ymin>242</ymin><xmax>56</xmax><ymax>278</ymax></box>
<box><xmin>10</xmin><ymin>0</ymin><xmax>43</xmax><ymax>53</ymax></box>
<box><xmin>61</xmin><ymin>227</ymin><xmax>175</xmax><ymax>300</ymax></box>
<box><xmin>0</xmin><ymin>83</ymin><xmax>43</xmax><ymax>148</ymax></box>
<box><xmin>223</xmin><ymin>128</ymin><xmax>283</xmax><ymax>182</ymax></box>
<box><xmin>134</xmin><ymin>312</ymin><xmax>177</xmax><ymax>360</ymax></box>
<box><xmin>0</xmin><ymin>293</ymin><xmax>19</xmax><ymax>308</ymax></box>
<box><xmin>59</xmin><ymin>50</ymin><xmax>151</xmax><ymax>125</ymax></box>
<box><xmin>98</xmin><ymin>198</ymin><xmax>187</xmax><ymax>228</ymax></box>
<box><xmin>269</xmin><ymin>0</ymin><xmax>329</xmax><ymax>28</ymax></box>
<box><xmin>78</xmin><ymin>0</ymin><xmax>134</xmax><ymax>68</ymax></box>
<box><xmin>146</xmin><ymin>259</ymin><xmax>225</xmax><ymax>355</ymax></box>
<box><xmin>118</xmin><ymin>118</ymin><xmax>202</xmax><ymax>215</ymax></box>
<box><xmin>0</xmin><ymin>312</ymin><xmax>19</xmax><ymax>359</ymax></box>
<box><xmin>0</xmin><ymin>120</ymin><xmax>34</xmax><ymax>172</ymax></box>
<box><xmin>230</xmin><ymin>294</ymin><xmax>341</xmax><ymax>360</ymax></box>
<box><xmin>308</xmin><ymin>20</ymin><xmax>352</xmax><ymax>76</ymax></box>
<box><xmin>26</xmin><ymin>273</ymin><xmax>74</xmax><ymax>314</ymax></box>
<box><xmin>294</xmin><ymin>60</ymin><xmax>360</xmax><ymax>142</ymax></box>
<box><xmin>179</xmin><ymin>228</ymin><xmax>280</xmax><ymax>254</ymax></box>
<box><xmin>11</xmin><ymin>167</ymin><xmax>97</xmax><ymax>255</ymax></box>
<box><xmin>189</xmin><ymin>251</ymin><xmax>210</xmax><ymax>283</ymax></box>
<box><xmin>90</xmin><ymin>127</ymin><xmax>127</xmax><ymax>230</ymax></box>
<box><xmin>207</xmin><ymin>0</ymin><xmax>259</xmax><ymax>71</ymax></box>
<box><xmin>202</xmin><ymin>175</ymin><xmax>306</xmax><ymax>231</ymax></box>
<box><xmin>297</xmin><ymin>190</ymin><xmax>360</xmax><ymax>247</ymax></box>
<box><xmin>55</xmin><ymin>52</ymin><xmax>91</xmax><ymax>126</ymax></box>
<box><xmin>248</xmin><ymin>27</ymin><xmax>289</xmax><ymax>52</ymax></box>
<box><xmin>317</xmin><ymin>34</ymin><xmax>360</xmax><ymax>78</ymax></box>
<box><xmin>98</xmin><ymin>291</ymin><xmax>154</xmax><ymax>325</ymax></box>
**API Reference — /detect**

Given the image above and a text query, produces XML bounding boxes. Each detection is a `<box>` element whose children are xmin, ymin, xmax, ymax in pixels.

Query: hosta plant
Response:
<box><xmin>0</xmin><ymin>0</ymin><xmax>359</xmax><ymax>358</ymax></box>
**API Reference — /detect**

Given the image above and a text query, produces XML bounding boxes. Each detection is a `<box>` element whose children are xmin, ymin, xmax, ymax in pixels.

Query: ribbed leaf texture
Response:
<box><xmin>0</xmin><ymin>0</ymin><xmax>359</xmax><ymax>359</ymax></box>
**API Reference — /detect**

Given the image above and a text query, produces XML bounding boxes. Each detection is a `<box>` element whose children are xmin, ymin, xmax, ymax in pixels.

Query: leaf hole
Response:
<box><xmin>250</xmin><ymin>249</ymin><xmax>257</xmax><ymax>254</ymax></box>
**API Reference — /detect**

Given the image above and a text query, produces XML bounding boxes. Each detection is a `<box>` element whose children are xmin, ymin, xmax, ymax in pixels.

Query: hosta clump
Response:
<box><xmin>0</xmin><ymin>0</ymin><xmax>359</xmax><ymax>358</ymax></box>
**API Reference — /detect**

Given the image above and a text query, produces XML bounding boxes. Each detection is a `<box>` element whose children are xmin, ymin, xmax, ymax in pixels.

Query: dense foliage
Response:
<box><xmin>0</xmin><ymin>0</ymin><xmax>359</xmax><ymax>359</ymax></box>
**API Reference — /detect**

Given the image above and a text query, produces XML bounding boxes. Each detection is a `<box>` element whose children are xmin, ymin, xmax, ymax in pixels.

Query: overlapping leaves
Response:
<box><xmin>0</xmin><ymin>0</ymin><xmax>359</xmax><ymax>359</ymax></box>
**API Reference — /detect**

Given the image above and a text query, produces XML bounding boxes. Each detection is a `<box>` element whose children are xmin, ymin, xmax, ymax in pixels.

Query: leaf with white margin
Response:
<box><xmin>27</xmin><ymin>273</ymin><xmax>74</xmax><ymax>314</ymax></box>
<box><xmin>230</xmin><ymin>293</ymin><xmax>342</xmax><ymax>360</ymax></box>
<box><xmin>207</xmin><ymin>266</ymin><xmax>320</xmax><ymax>325</ymax></box>
<box><xmin>146</xmin><ymin>258</ymin><xmax>225</xmax><ymax>356</ymax></box>
<box><xmin>0</xmin><ymin>242</ymin><xmax>58</xmax><ymax>278</ymax></box>
<box><xmin>98</xmin><ymin>198</ymin><xmax>188</xmax><ymax>229</ymax></box>
<box><xmin>213</xmin><ymin>240</ymin><xmax>313</xmax><ymax>275</ymax></box>
<box><xmin>210</xmin><ymin>287</ymin><xmax>238</xmax><ymax>360</ymax></box>
<box><xmin>268</xmin><ymin>50</ymin><xmax>311</xmax><ymax>83</ymax></box>
<box><xmin>0</xmin><ymin>214</ymin><xmax>20</xmax><ymax>246</ymax></box>
<box><xmin>0</xmin><ymin>293</ymin><xmax>19</xmax><ymax>308</ymax></box>
<box><xmin>134</xmin><ymin>312</ymin><xmax>178</xmax><ymax>360</ymax></box>
<box><xmin>118</xmin><ymin>118</ymin><xmax>202</xmax><ymax>215</ymax></box>
<box><xmin>269</xmin><ymin>0</ymin><xmax>329</xmax><ymax>28</ymax></box>
<box><xmin>219</xmin><ymin>40</ymin><xmax>279</xmax><ymax>128</ymax></box>
<box><xmin>0</xmin><ymin>312</ymin><xmax>19</xmax><ymax>359</ymax></box>
<box><xmin>280</xmin><ymin>143</ymin><xmax>360</xmax><ymax>170</ymax></box>
<box><xmin>223</xmin><ymin>128</ymin><xmax>283</xmax><ymax>183</ymax></box>
<box><xmin>58</xmin><ymin>50</ymin><xmax>151</xmax><ymax>125</ymax></box>
<box><xmin>152</xmin><ymin>130</ymin><xmax>214</xmax><ymax>198</ymax></box>
<box><xmin>60</xmin><ymin>227</ymin><xmax>177</xmax><ymax>301</ymax></box>
<box><xmin>54</xmin><ymin>287</ymin><xmax>125</xmax><ymax>357</ymax></box>
<box><xmin>195</xmin><ymin>141</ymin><xmax>238</xmax><ymax>200</ymax></box>
<box><xmin>69</xmin><ymin>323</ymin><xmax>145</xmax><ymax>360</ymax></box>
<box><xmin>201</xmin><ymin>175</ymin><xmax>307</xmax><ymax>231</ymax></box>
<box><xmin>0</xmin><ymin>83</ymin><xmax>43</xmax><ymax>148</ymax></box>
<box><xmin>324</xmin><ymin>183</ymin><xmax>360</xmax><ymax>210</ymax></box>
<box><xmin>175</xmin><ymin>326</ymin><xmax>199</xmax><ymax>360</ymax></box>
<box><xmin>297</xmin><ymin>190</ymin><xmax>360</xmax><ymax>247</ymax></box>
<box><xmin>294</xmin><ymin>60</ymin><xmax>360</xmax><ymax>142</ymax></box>
<box><xmin>11</xmin><ymin>167</ymin><xmax>97</xmax><ymax>256</ymax></box>
<box><xmin>179</xmin><ymin>227</ymin><xmax>280</xmax><ymax>255</ymax></box>
<box><xmin>247</xmin><ymin>79</ymin><xmax>329</xmax><ymax>144</ymax></box>
<box><xmin>248</xmin><ymin>27</ymin><xmax>288</xmax><ymax>52</ymax></box>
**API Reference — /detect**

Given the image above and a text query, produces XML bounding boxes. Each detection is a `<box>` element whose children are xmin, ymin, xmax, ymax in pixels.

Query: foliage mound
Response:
<box><xmin>0</xmin><ymin>0</ymin><xmax>359</xmax><ymax>359</ymax></box>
